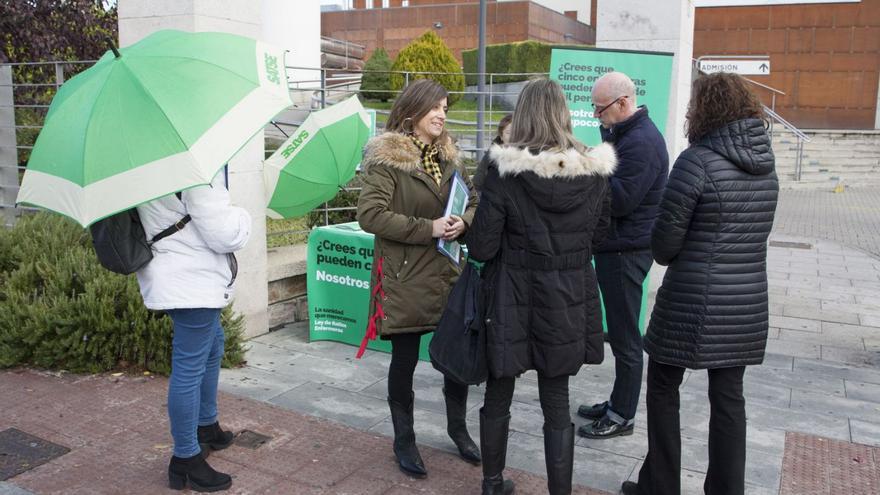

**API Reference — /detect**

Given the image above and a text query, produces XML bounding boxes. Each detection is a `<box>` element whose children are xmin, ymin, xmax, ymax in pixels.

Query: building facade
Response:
<box><xmin>694</xmin><ymin>0</ymin><xmax>880</xmax><ymax>129</ymax></box>
<box><xmin>321</xmin><ymin>0</ymin><xmax>595</xmax><ymax>61</ymax></box>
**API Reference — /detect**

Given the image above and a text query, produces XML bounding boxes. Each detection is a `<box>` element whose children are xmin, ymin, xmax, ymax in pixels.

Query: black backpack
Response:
<box><xmin>90</xmin><ymin>192</ymin><xmax>191</xmax><ymax>275</ymax></box>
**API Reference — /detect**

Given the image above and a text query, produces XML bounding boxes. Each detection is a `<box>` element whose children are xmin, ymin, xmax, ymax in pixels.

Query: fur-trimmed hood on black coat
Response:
<box><xmin>645</xmin><ymin>118</ymin><xmax>779</xmax><ymax>369</ymax></box>
<box><xmin>464</xmin><ymin>143</ymin><xmax>617</xmax><ymax>378</ymax></box>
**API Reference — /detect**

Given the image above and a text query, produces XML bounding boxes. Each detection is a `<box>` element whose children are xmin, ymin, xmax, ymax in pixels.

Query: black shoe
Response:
<box><xmin>620</xmin><ymin>480</ymin><xmax>640</xmax><ymax>495</ymax></box>
<box><xmin>168</xmin><ymin>452</ymin><xmax>232</xmax><ymax>492</ymax></box>
<box><xmin>577</xmin><ymin>415</ymin><xmax>634</xmax><ymax>439</ymax></box>
<box><xmin>576</xmin><ymin>401</ymin><xmax>608</xmax><ymax>421</ymax></box>
<box><xmin>388</xmin><ymin>393</ymin><xmax>428</xmax><ymax>478</ymax></box>
<box><xmin>197</xmin><ymin>422</ymin><xmax>234</xmax><ymax>452</ymax></box>
<box><xmin>444</xmin><ymin>386</ymin><xmax>481</xmax><ymax>465</ymax></box>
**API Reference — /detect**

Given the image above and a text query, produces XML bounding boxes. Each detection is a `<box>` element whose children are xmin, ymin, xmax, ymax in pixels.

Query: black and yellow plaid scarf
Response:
<box><xmin>410</xmin><ymin>135</ymin><xmax>443</xmax><ymax>186</ymax></box>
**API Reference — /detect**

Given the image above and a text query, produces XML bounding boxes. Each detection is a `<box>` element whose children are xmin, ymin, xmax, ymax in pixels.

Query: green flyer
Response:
<box><xmin>550</xmin><ymin>47</ymin><xmax>674</xmax><ymax>146</ymax></box>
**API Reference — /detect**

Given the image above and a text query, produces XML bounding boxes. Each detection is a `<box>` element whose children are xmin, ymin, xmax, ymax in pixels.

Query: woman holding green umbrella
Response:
<box><xmin>137</xmin><ymin>173</ymin><xmax>250</xmax><ymax>492</ymax></box>
<box><xmin>14</xmin><ymin>30</ymin><xmax>293</xmax><ymax>492</ymax></box>
<box><xmin>357</xmin><ymin>79</ymin><xmax>480</xmax><ymax>478</ymax></box>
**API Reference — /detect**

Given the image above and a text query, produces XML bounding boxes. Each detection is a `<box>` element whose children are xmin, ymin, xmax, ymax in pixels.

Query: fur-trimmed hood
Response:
<box><xmin>489</xmin><ymin>143</ymin><xmax>617</xmax><ymax>179</ymax></box>
<box><xmin>486</xmin><ymin>143</ymin><xmax>617</xmax><ymax>213</ymax></box>
<box><xmin>362</xmin><ymin>132</ymin><xmax>459</xmax><ymax>172</ymax></box>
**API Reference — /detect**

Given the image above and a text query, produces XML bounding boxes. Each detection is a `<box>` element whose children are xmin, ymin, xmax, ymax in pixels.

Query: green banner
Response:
<box><xmin>550</xmin><ymin>47</ymin><xmax>674</xmax><ymax>146</ymax></box>
<box><xmin>307</xmin><ymin>222</ymin><xmax>431</xmax><ymax>360</ymax></box>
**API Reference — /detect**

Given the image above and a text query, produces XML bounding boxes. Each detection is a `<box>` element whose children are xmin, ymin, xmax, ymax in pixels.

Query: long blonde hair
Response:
<box><xmin>508</xmin><ymin>78</ymin><xmax>584</xmax><ymax>152</ymax></box>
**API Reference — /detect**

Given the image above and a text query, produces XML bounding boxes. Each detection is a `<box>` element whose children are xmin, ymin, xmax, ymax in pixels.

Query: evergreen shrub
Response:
<box><xmin>390</xmin><ymin>31</ymin><xmax>465</xmax><ymax>105</ymax></box>
<box><xmin>0</xmin><ymin>213</ymin><xmax>247</xmax><ymax>374</ymax></box>
<box><xmin>361</xmin><ymin>48</ymin><xmax>394</xmax><ymax>102</ymax></box>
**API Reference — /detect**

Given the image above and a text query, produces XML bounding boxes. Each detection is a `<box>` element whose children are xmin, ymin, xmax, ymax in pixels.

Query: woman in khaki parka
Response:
<box><xmin>357</xmin><ymin>79</ymin><xmax>479</xmax><ymax>479</ymax></box>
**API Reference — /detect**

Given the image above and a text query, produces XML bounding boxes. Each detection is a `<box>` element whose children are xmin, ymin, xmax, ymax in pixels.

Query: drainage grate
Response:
<box><xmin>769</xmin><ymin>241</ymin><xmax>813</xmax><ymax>250</ymax></box>
<box><xmin>234</xmin><ymin>430</ymin><xmax>272</xmax><ymax>450</ymax></box>
<box><xmin>0</xmin><ymin>428</ymin><xmax>70</xmax><ymax>481</ymax></box>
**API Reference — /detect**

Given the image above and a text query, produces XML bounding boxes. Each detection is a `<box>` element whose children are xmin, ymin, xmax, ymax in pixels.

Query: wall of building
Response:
<box><xmin>694</xmin><ymin>1</ymin><xmax>880</xmax><ymax>129</ymax></box>
<box><xmin>322</xmin><ymin>0</ymin><xmax>594</xmax><ymax>61</ymax></box>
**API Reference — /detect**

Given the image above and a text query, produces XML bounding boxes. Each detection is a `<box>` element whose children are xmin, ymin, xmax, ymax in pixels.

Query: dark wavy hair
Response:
<box><xmin>685</xmin><ymin>73</ymin><xmax>765</xmax><ymax>143</ymax></box>
<box><xmin>386</xmin><ymin>79</ymin><xmax>450</xmax><ymax>144</ymax></box>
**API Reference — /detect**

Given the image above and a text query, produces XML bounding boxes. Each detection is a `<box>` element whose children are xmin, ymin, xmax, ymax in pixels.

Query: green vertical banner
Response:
<box><xmin>550</xmin><ymin>47</ymin><xmax>674</xmax><ymax>146</ymax></box>
<box><xmin>308</xmin><ymin>222</ymin><xmax>431</xmax><ymax>360</ymax></box>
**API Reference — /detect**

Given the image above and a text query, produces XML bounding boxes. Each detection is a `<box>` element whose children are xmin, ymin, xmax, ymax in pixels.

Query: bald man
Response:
<box><xmin>578</xmin><ymin>72</ymin><xmax>669</xmax><ymax>440</ymax></box>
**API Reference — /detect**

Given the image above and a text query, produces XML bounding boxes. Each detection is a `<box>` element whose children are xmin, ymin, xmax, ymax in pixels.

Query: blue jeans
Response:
<box><xmin>595</xmin><ymin>249</ymin><xmax>653</xmax><ymax>421</ymax></box>
<box><xmin>167</xmin><ymin>308</ymin><xmax>225</xmax><ymax>458</ymax></box>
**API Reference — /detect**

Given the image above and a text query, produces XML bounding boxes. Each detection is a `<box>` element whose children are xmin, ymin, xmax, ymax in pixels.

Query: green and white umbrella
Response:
<box><xmin>263</xmin><ymin>95</ymin><xmax>371</xmax><ymax>219</ymax></box>
<box><xmin>16</xmin><ymin>29</ymin><xmax>292</xmax><ymax>227</ymax></box>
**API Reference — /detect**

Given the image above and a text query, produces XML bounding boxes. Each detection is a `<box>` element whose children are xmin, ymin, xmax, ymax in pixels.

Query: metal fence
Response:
<box><xmin>0</xmin><ymin>61</ymin><xmax>544</xmax><ymax>243</ymax></box>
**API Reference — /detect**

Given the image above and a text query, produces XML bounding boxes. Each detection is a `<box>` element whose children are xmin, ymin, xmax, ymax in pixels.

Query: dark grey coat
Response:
<box><xmin>644</xmin><ymin>118</ymin><xmax>779</xmax><ymax>369</ymax></box>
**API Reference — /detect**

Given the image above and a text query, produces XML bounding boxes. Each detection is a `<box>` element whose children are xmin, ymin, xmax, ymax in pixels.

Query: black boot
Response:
<box><xmin>544</xmin><ymin>423</ymin><xmax>574</xmax><ymax>495</ymax></box>
<box><xmin>198</xmin><ymin>422</ymin><xmax>234</xmax><ymax>452</ymax></box>
<box><xmin>168</xmin><ymin>452</ymin><xmax>232</xmax><ymax>492</ymax></box>
<box><xmin>480</xmin><ymin>408</ymin><xmax>515</xmax><ymax>495</ymax></box>
<box><xmin>444</xmin><ymin>385</ymin><xmax>481</xmax><ymax>464</ymax></box>
<box><xmin>388</xmin><ymin>393</ymin><xmax>427</xmax><ymax>478</ymax></box>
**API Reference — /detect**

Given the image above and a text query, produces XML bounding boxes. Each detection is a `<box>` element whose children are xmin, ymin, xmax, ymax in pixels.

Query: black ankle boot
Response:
<box><xmin>168</xmin><ymin>452</ymin><xmax>232</xmax><ymax>492</ymax></box>
<box><xmin>543</xmin><ymin>423</ymin><xmax>574</xmax><ymax>495</ymax></box>
<box><xmin>480</xmin><ymin>409</ymin><xmax>515</xmax><ymax>495</ymax></box>
<box><xmin>443</xmin><ymin>386</ymin><xmax>481</xmax><ymax>465</ymax></box>
<box><xmin>197</xmin><ymin>422</ymin><xmax>234</xmax><ymax>452</ymax></box>
<box><xmin>388</xmin><ymin>393</ymin><xmax>427</xmax><ymax>478</ymax></box>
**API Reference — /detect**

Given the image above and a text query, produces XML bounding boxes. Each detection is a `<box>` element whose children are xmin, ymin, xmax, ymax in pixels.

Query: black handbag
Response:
<box><xmin>429</xmin><ymin>261</ymin><xmax>489</xmax><ymax>385</ymax></box>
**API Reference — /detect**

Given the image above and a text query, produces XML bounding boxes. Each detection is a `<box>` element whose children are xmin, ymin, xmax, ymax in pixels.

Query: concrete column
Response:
<box><xmin>596</xmin><ymin>0</ymin><xmax>695</xmax><ymax>160</ymax></box>
<box><xmin>262</xmin><ymin>0</ymin><xmax>321</xmax><ymax>106</ymax></box>
<box><xmin>119</xmin><ymin>0</ymin><xmax>268</xmax><ymax>338</ymax></box>
<box><xmin>0</xmin><ymin>65</ymin><xmax>18</xmax><ymax>227</ymax></box>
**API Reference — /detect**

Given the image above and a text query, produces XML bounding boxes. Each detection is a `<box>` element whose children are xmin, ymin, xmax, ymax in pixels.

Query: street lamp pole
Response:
<box><xmin>476</xmin><ymin>0</ymin><xmax>487</xmax><ymax>162</ymax></box>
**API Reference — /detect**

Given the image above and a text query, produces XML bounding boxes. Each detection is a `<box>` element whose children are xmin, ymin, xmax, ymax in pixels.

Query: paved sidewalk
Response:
<box><xmin>0</xmin><ymin>369</ymin><xmax>605</xmax><ymax>495</ymax></box>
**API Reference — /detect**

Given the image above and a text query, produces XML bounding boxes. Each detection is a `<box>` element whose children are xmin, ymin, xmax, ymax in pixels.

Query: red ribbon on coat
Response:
<box><xmin>356</xmin><ymin>257</ymin><xmax>385</xmax><ymax>359</ymax></box>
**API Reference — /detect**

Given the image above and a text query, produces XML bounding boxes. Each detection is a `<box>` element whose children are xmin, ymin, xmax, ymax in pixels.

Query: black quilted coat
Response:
<box><xmin>644</xmin><ymin>118</ymin><xmax>779</xmax><ymax>369</ymax></box>
<box><xmin>464</xmin><ymin>143</ymin><xmax>617</xmax><ymax>379</ymax></box>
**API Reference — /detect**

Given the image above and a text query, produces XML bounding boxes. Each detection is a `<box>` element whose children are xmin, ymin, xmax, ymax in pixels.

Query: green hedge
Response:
<box><xmin>390</xmin><ymin>31</ymin><xmax>465</xmax><ymax>106</ymax></box>
<box><xmin>462</xmin><ymin>41</ymin><xmax>586</xmax><ymax>85</ymax></box>
<box><xmin>0</xmin><ymin>213</ymin><xmax>247</xmax><ymax>375</ymax></box>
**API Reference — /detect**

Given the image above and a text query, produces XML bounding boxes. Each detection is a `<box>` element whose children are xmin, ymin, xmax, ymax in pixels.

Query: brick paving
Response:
<box><xmin>779</xmin><ymin>432</ymin><xmax>880</xmax><ymax>495</ymax></box>
<box><xmin>0</xmin><ymin>369</ymin><xmax>606</xmax><ymax>495</ymax></box>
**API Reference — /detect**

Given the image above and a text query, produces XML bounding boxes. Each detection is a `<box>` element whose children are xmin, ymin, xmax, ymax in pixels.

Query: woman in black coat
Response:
<box><xmin>465</xmin><ymin>78</ymin><xmax>617</xmax><ymax>495</ymax></box>
<box><xmin>621</xmin><ymin>73</ymin><xmax>779</xmax><ymax>495</ymax></box>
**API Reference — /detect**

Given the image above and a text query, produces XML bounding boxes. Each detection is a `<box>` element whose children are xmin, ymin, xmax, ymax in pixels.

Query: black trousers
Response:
<box><xmin>388</xmin><ymin>333</ymin><xmax>467</xmax><ymax>404</ymax></box>
<box><xmin>595</xmin><ymin>249</ymin><xmax>653</xmax><ymax>421</ymax></box>
<box><xmin>483</xmin><ymin>373</ymin><xmax>571</xmax><ymax>430</ymax></box>
<box><xmin>636</xmin><ymin>359</ymin><xmax>747</xmax><ymax>495</ymax></box>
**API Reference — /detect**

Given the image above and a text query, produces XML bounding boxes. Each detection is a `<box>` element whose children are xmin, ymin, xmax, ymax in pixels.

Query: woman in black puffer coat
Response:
<box><xmin>465</xmin><ymin>78</ymin><xmax>617</xmax><ymax>495</ymax></box>
<box><xmin>622</xmin><ymin>73</ymin><xmax>779</xmax><ymax>495</ymax></box>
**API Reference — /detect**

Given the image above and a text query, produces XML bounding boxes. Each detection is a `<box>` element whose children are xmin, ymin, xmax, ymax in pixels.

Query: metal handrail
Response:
<box><xmin>764</xmin><ymin>106</ymin><xmax>810</xmax><ymax>142</ymax></box>
<box><xmin>743</xmin><ymin>77</ymin><xmax>785</xmax><ymax>96</ymax></box>
<box><xmin>764</xmin><ymin>105</ymin><xmax>811</xmax><ymax>181</ymax></box>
